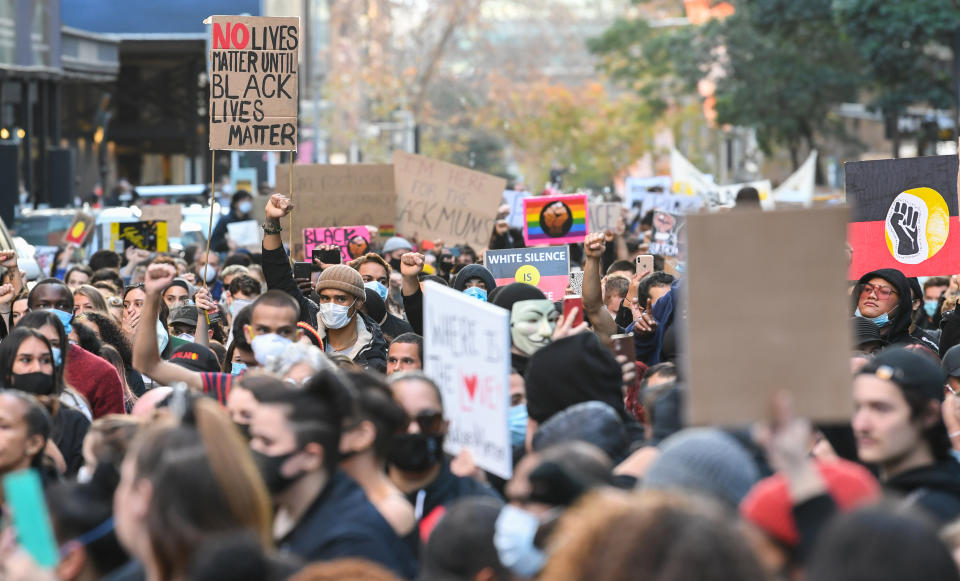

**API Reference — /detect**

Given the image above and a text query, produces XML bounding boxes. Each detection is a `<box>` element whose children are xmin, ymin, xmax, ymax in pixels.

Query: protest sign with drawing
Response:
<box><xmin>484</xmin><ymin>246</ymin><xmax>570</xmax><ymax>301</ymax></box>
<box><xmin>846</xmin><ymin>154</ymin><xmax>960</xmax><ymax>279</ymax></box>
<box><xmin>110</xmin><ymin>221</ymin><xmax>168</xmax><ymax>252</ymax></box>
<box><xmin>303</xmin><ymin>226</ymin><xmax>371</xmax><ymax>264</ymax></box>
<box><xmin>684</xmin><ymin>207</ymin><xmax>851</xmax><ymax>426</ymax></box>
<box><xmin>423</xmin><ymin>281</ymin><xmax>511</xmax><ymax>479</ymax></box>
<box><xmin>62</xmin><ymin>213</ymin><xmax>95</xmax><ymax>246</ymax></box>
<box><xmin>394</xmin><ymin>152</ymin><xmax>506</xmax><ymax>249</ymax></box>
<box><xmin>648</xmin><ymin>211</ymin><xmax>684</xmax><ymax>257</ymax></box>
<box><xmin>208</xmin><ymin>15</ymin><xmax>299</xmax><ymax>151</ymax></box>
<box><xmin>522</xmin><ymin>194</ymin><xmax>588</xmax><ymax>246</ymax></box>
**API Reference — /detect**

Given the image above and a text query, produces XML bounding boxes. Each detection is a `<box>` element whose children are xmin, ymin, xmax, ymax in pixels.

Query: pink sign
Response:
<box><xmin>303</xmin><ymin>226</ymin><xmax>371</xmax><ymax>263</ymax></box>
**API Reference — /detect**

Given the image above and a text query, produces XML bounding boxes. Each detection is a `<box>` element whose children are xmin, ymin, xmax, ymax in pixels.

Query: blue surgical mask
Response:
<box><xmin>231</xmin><ymin>361</ymin><xmax>248</xmax><ymax>375</ymax></box>
<box><xmin>494</xmin><ymin>505</ymin><xmax>546</xmax><ymax>578</ymax></box>
<box><xmin>463</xmin><ymin>287</ymin><xmax>488</xmax><ymax>302</ymax></box>
<box><xmin>250</xmin><ymin>333</ymin><xmax>293</xmax><ymax>366</ymax></box>
<box><xmin>855</xmin><ymin>307</ymin><xmax>892</xmax><ymax>328</ymax></box>
<box><xmin>924</xmin><ymin>300</ymin><xmax>939</xmax><ymax>317</ymax></box>
<box><xmin>509</xmin><ymin>404</ymin><xmax>527</xmax><ymax>448</ymax></box>
<box><xmin>51</xmin><ymin>346</ymin><xmax>62</xmax><ymax>368</ymax></box>
<box><xmin>364</xmin><ymin>280</ymin><xmax>388</xmax><ymax>301</ymax></box>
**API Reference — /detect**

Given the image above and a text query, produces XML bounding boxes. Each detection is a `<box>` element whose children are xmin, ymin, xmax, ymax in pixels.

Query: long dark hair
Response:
<box><xmin>0</xmin><ymin>326</ymin><xmax>63</xmax><ymax>396</ymax></box>
<box><xmin>17</xmin><ymin>310</ymin><xmax>69</xmax><ymax>389</ymax></box>
<box><xmin>76</xmin><ymin>312</ymin><xmax>134</xmax><ymax>369</ymax></box>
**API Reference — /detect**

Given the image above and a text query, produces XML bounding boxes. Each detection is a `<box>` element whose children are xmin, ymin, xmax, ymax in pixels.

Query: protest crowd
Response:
<box><xmin>5</xmin><ymin>14</ymin><xmax>960</xmax><ymax>579</ymax></box>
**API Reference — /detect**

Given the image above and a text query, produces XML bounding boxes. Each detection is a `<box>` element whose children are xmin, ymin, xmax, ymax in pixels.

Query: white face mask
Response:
<box><xmin>230</xmin><ymin>298</ymin><xmax>252</xmax><ymax>318</ymax></box>
<box><xmin>156</xmin><ymin>320</ymin><xmax>169</xmax><ymax>355</ymax></box>
<box><xmin>178</xmin><ymin>333</ymin><xmax>195</xmax><ymax>342</ymax></box>
<box><xmin>237</xmin><ymin>200</ymin><xmax>253</xmax><ymax>214</ymax></box>
<box><xmin>201</xmin><ymin>264</ymin><xmax>218</xmax><ymax>283</ymax></box>
<box><xmin>318</xmin><ymin>301</ymin><xmax>355</xmax><ymax>329</ymax></box>
<box><xmin>250</xmin><ymin>333</ymin><xmax>293</xmax><ymax>366</ymax></box>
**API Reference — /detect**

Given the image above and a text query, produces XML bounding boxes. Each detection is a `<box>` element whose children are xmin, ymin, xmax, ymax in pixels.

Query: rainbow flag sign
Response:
<box><xmin>523</xmin><ymin>194</ymin><xmax>588</xmax><ymax>246</ymax></box>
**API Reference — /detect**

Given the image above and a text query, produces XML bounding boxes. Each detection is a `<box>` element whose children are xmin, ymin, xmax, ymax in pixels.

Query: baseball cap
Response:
<box><xmin>942</xmin><ymin>344</ymin><xmax>960</xmax><ymax>378</ymax></box>
<box><xmin>169</xmin><ymin>305</ymin><xmax>200</xmax><ymax>326</ymax></box>
<box><xmin>858</xmin><ymin>347</ymin><xmax>946</xmax><ymax>402</ymax></box>
<box><xmin>167</xmin><ymin>344</ymin><xmax>221</xmax><ymax>373</ymax></box>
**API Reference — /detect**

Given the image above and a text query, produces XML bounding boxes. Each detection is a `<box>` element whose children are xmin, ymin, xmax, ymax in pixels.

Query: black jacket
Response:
<box><xmin>885</xmin><ymin>459</ymin><xmax>960</xmax><ymax>524</ymax></box>
<box><xmin>279</xmin><ymin>470</ymin><xmax>416</xmax><ymax>579</ymax></box>
<box><xmin>404</xmin><ymin>460</ymin><xmax>501</xmax><ymax>535</ymax></box>
<box><xmin>854</xmin><ymin>269</ymin><xmax>937</xmax><ymax>350</ymax></box>
<box><xmin>261</xmin><ymin>244</ymin><xmax>319</xmax><ymax>328</ymax></box>
<box><xmin>53</xmin><ymin>405</ymin><xmax>90</xmax><ymax>478</ymax></box>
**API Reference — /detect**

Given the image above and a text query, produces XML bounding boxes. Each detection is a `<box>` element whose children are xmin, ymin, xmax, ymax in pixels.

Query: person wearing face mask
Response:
<box><xmin>131</xmin><ymin>262</ymin><xmax>301</xmax><ymax>405</ymax></box>
<box><xmin>19</xmin><ymin>299</ymin><xmax>126</xmax><ymax>418</ymax></box>
<box><xmin>489</xmin><ymin>283</ymin><xmax>556</xmax><ymax>377</ymax></box>
<box><xmin>386</xmin><ymin>372</ymin><xmax>500</xmax><ymax>544</ymax></box>
<box><xmin>211</xmin><ymin>190</ymin><xmax>255</xmax><ymax>254</ymax></box>
<box><xmin>314</xmin><ymin>266</ymin><xmax>388</xmax><ymax>372</ymax></box>
<box><xmin>0</xmin><ymin>327</ymin><xmax>90</xmax><ymax>476</ymax></box>
<box><xmin>225</xmin><ymin>273</ymin><xmax>262</xmax><ymax>326</ymax></box>
<box><xmin>853</xmin><ymin>268</ymin><xmax>938</xmax><ymax>352</ymax></box>
<box><xmin>193</xmin><ymin>251</ymin><xmax>224</xmax><ymax>301</ymax></box>
<box><xmin>453</xmin><ymin>264</ymin><xmax>497</xmax><ymax>297</ymax></box>
<box><xmin>915</xmin><ymin>277</ymin><xmax>950</xmax><ymax>332</ymax></box>
<box><xmin>382</xmin><ymin>236</ymin><xmax>414</xmax><ymax>274</ymax></box>
<box><xmin>247</xmin><ymin>372</ymin><xmax>416</xmax><ymax>577</ymax></box>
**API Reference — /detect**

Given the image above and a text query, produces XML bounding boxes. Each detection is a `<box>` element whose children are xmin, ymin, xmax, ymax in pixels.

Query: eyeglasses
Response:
<box><xmin>860</xmin><ymin>283</ymin><xmax>898</xmax><ymax>300</ymax></box>
<box><xmin>405</xmin><ymin>410</ymin><xmax>443</xmax><ymax>434</ymax></box>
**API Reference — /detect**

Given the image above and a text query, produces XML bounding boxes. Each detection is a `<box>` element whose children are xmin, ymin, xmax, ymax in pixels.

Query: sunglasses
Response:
<box><xmin>860</xmin><ymin>283</ymin><xmax>898</xmax><ymax>300</ymax></box>
<box><xmin>406</xmin><ymin>410</ymin><xmax>444</xmax><ymax>434</ymax></box>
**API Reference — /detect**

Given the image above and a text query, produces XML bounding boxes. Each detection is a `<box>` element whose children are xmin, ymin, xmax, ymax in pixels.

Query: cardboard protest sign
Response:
<box><xmin>138</xmin><ymin>204</ymin><xmax>183</xmax><ymax>237</ymax></box>
<box><xmin>226</xmin><ymin>220</ymin><xmax>260</xmax><ymax>247</ymax></box>
<box><xmin>589</xmin><ymin>202</ymin><xmax>621</xmax><ymax>233</ymax></box>
<box><xmin>208</xmin><ymin>15</ymin><xmax>299</xmax><ymax>150</ymax></box>
<box><xmin>62</xmin><ymin>213</ymin><xmax>95</xmax><ymax>245</ymax></box>
<box><xmin>484</xmin><ymin>246</ymin><xmax>570</xmax><ymax>301</ymax></box>
<box><xmin>110</xmin><ymin>221</ymin><xmax>168</xmax><ymax>252</ymax></box>
<box><xmin>648</xmin><ymin>211</ymin><xmax>684</xmax><ymax>257</ymax></box>
<box><xmin>394</xmin><ymin>152</ymin><xmax>507</xmax><ymax>249</ymax></box>
<box><xmin>684</xmin><ymin>207</ymin><xmax>852</xmax><ymax>425</ymax></box>
<box><xmin>423</xmin><ymin>281</ymin><xmax>511</xmax><ymax>478</ymax></box>
<box><xmin>846</xmin><ymin>155</ymin><xmax>960</xmax><ymax>278</ymax></box>
<box><xmin>276</xmin><ymin>164</ymin><xmax>396</xmax><ymax>246</ymax></box>
<box><xmin>303</xmin><ymin>226</ymin><xmax>371</xmax><ymax>263</ymax></box>
<box><xmin>502</xmin><ymin>190</ymin><xmax>529</xmax><ymax>230</ymax></box>
<box><xmin>522</xmin><ymin>194</ymin><xmax>588</xmax><ymax>246</ymax></box>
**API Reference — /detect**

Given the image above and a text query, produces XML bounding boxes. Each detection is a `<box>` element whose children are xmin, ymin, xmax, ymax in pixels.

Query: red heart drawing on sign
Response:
<box><xmin>464</xmin><ymin>375</ymin><xmax>478</xmax><ymax>400</ymax></box>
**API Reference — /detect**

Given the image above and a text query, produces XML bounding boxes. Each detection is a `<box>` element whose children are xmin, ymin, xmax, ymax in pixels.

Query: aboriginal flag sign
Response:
<box><xmin>846</xmin><ymin>155</ymin><xmax>960</xmax><ymax>279</ymax></box>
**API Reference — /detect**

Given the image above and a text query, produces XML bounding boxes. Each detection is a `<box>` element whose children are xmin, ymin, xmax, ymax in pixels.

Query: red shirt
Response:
<box><xmin>65</xmin><ymin>344</ymin><xmax>126</xmax><ymax>417</ymax></box>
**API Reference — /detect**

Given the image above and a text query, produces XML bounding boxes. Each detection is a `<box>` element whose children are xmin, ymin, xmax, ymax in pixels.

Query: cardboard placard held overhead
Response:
<box><xmin>208</xmin><ymin>15</ymin><xmax>299</xmax><ymax>151</ymax></box>
<box><xmin>394</xmin><ymin>152</ymin><xmax>507</xmax><ymax>249</ymax></box>
<box><xmin>684</xmin><ymin>207</ymin><xmax>852</xmax><ymax>426</ymax></box>
<box><xmin>846</xmin><ymin>155</ymin><xmax>960</xmax><ymax>279</ymax></box>
<box><xmin>62</xmin><ymin>212</ymin><xmax>95</xmax><ymax>245</ymax></box>
<box><xmin>110</xmin><ymin>221</ymin><xmax>169</xmax><ymax>252</ymax></box>
<box><xmin>138</xmin><ymin>204</ymin><xmax>183</xmax><ymax>237</ymax></box>
<box><xmin>648</xmin><ymin>211</ymin><xmax>684</xmax><ymax>257</ymax></box>
<box><xmin>484</xmin><ymin>246</ymin><xmax>570</xmax><ymax>301</ymax></box>
<box><xmin>276</xmin><ymin>164</ymin><xmax>396</xmax><ymax>244</ymax></box>
<box><xmin>423</xmin><ymin>281</ymin><xmax>512</xmax><ymax>479</ymax></box>
<box><xmin>522</xmin><ymin>194</ymin><xmax>588</xmax><ymax>246</ymax></box>
<box><xmin>588</xmin><ymin>202</ymin><xmax>621</xmax><ymax>234</ymax></box>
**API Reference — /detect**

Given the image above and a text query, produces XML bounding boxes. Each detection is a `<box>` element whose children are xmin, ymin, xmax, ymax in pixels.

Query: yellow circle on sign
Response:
<box><xmin>515</xmin><ymin>265</ymin><xmax>540</xmax><ymax>286</ymax></box>
<box><xmin>71</xmin><ymin>222</ymin><xmax>85</xmax><ymax>238</ymax></box>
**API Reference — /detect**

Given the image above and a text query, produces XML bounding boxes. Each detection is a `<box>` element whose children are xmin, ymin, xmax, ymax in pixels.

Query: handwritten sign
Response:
<box><xmin>208</xmin><ymin>15</ymin><xmax>299</xmax><ymax>151</ymax></box>
<box><xmin>138</xmin><ymin>204</ymin><xmax>182</xmax><ymax>237</ymax></box>
<box><xmin>484</xmin><ymin>246</ymin><xmax>570</xmax><ymax>301</ymax></box>
<box><xmin>423</xmin><ymin>281</ymin><xmax>511</xmax><ymax>478</ymax></box>
<box><xmin>522</xmin><ymin>194</ymin><xmax>588</xmax><ymax>246</ymax></box>
<box><xmin>303</xmin><ymin>226</ymin><xmax>371</xmax><ymax>263</ymax></box>
<box><xmin>276</xmin><ymin>164</ymin><xmax>395</xmax><ymax>248</ymax></box>
<box><xmin>62</xmin><ymin>212</ymin><xmax>95</xmax><ymax>245</ymax></box>
<box><xmin>589</xmin><ymin>202</ymin><xmax>621</xmax><ymax>233</ymax></box>
<box><xmin>110</xmin><ymin>221</ymin><xmax>168</xmax><ymax>252</ymax></box>
<box><xmin>394</xmin><ymin>152</ymin><xmax>507</xmax><ymax>249</ymax></box>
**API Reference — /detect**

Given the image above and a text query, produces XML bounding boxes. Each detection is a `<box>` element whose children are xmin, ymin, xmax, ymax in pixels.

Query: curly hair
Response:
<box><xmin>75</xmin><ymin>312</ymin><xmax>133</xmax><ymax>369</ymax></box>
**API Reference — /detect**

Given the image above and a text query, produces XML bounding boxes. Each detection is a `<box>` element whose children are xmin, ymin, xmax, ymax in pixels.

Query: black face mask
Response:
<box><xmin>12</xmin><ymin>372</ymin><xmax>55</xmax><ymax>396</ymax></box>
<box><xmin>250</xmin><ymin>449</ymin><xmax>302</xmax><ymax>495</ymax></box>
<box><xmin>386</xmin><ymin>433</ymin><xmax>444</xmax><ymax>472</ymax></box>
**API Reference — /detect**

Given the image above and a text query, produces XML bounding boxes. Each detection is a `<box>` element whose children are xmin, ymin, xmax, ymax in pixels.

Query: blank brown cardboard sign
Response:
<box><xmin>208</xmin><ymin>15</ymin><xmax>299</xmax><ymax>151</ymax></box>
<box><xmin>394</xmin><ymin>151</ymin><xmax>506</xmax><ymax>248</ymax></box>
<box><xmin>138</xmin><ymin>204</ymin><xmax>182</xmax><ymax>237</ymax></box>
<box><xmin>276</xmin><ymin>164</ymin><xmax>396</xmax><ymax>250</ymax></box>
<box><xmin>684</xmin><ymin>207</ymin><xmax>852</xmax><ymax>426</ymax></box>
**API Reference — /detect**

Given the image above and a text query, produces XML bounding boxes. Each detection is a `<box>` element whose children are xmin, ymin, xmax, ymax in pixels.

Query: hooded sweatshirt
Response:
<box><xmin>453</xmin><ymin>265</ymin><xmax>497</xmax><ymax>293</ymax></box>
<box><xmin>854</xmin><ymin>269</ymin><xmax>938</xmax><ymax>351</ymax></box>
<box><xmin>885</xmin><ymin>460</ymin><xmax>960</xmax><ymax>524</ymax></box>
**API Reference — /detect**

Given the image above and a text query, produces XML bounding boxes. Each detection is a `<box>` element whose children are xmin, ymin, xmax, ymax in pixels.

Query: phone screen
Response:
<box><xmin>293</xmin><ymin>261</ymin><xmax>312</xmax><ymax>279</ymax></box>
<box><xmin>314</xmin><ymin>248</ymin><xmax>342</xmax><ymax>264</ymax></box>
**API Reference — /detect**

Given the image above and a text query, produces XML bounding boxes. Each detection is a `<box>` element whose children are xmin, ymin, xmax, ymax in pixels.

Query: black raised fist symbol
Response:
<box><xmin>890</xmin><ymin>201</ymin><xmax>920</xmax><ymax>256</ymax></box>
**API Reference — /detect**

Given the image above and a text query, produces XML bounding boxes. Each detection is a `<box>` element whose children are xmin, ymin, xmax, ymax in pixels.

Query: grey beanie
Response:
<box><xmin>642</xmin><ymin>428</ymin><xmax>760</xmax><ymax>507</ymax></box>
